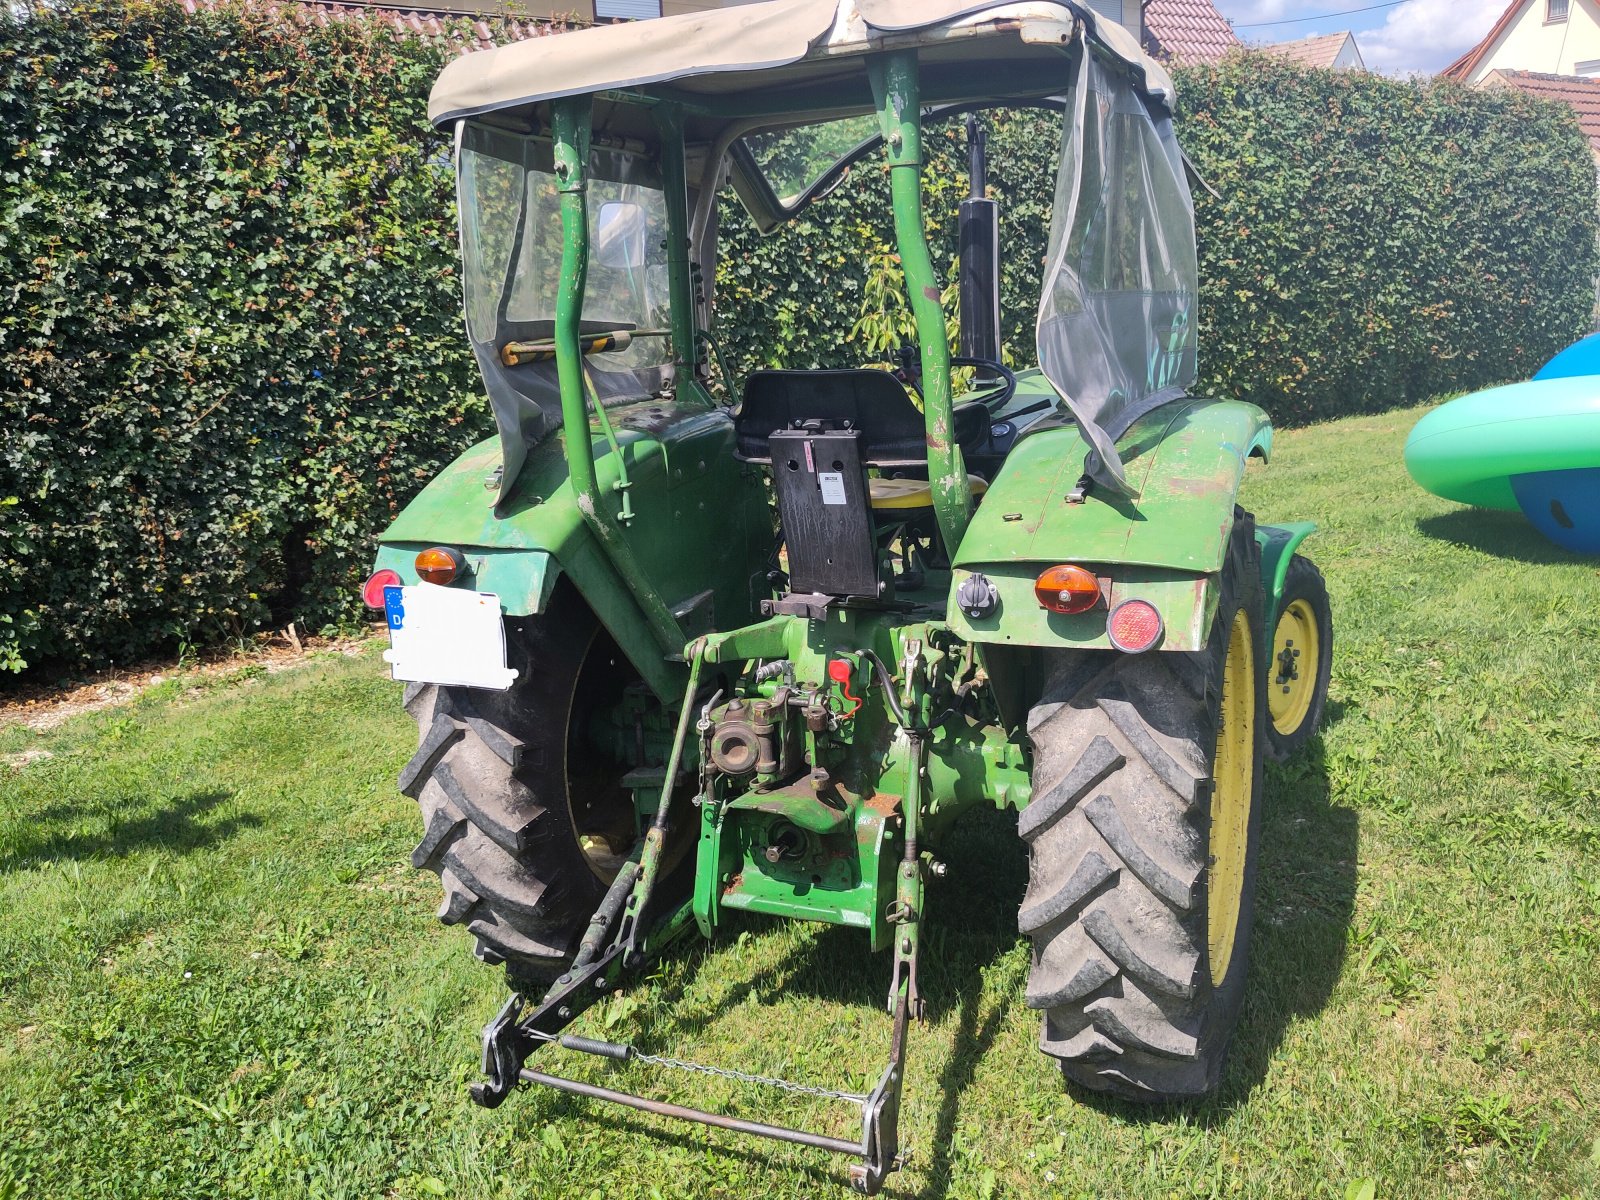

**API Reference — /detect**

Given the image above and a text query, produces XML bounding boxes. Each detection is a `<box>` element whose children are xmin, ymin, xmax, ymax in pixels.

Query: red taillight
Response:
<box><xmin>1034</xmin><ymin>564</ymin><xmax>1102</xmax><ymax>615</ymax></box>
<box><xmin>1107</xmin><ymin>600</ymin><xmax>1164</xmax><ymax>653</ymax></box>
<box><xmin>362</xmin><ymin>568</ymin><xmax>401</xmax><ymax>610</ymax></box>
<box><xmin>415</xmin><ymin>546</ymin><xmax>464</xmax><ymax>586</ymax></box>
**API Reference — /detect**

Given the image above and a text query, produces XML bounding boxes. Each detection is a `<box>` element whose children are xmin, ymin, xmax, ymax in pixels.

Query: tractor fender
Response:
<box><xmin>949</xmin><ymin>397</ymin><xmax>1273</xmax><ymax>653</ymax></box>
<box><xmin>1256</xmin><ymin>521</ymin><xmax>1318</xmax><ymax>631</ymax></box>
<box><xmin>371</xmin><ymin>404</ymin><xmax>770</xmax><ymax>702</ymax></box>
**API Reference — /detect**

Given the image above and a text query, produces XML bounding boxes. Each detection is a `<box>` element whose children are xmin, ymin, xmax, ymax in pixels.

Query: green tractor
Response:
<box><xmin>364</xmin><ymin>1</ymin><xmax>1333</xmax><ymax>1190</ymax></box>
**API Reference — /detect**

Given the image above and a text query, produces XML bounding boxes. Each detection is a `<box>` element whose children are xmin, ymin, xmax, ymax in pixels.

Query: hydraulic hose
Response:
<box><xmin>861</xmin><ymin>649</ymin><xmax>915</xmax><ymax>732</ymax></box>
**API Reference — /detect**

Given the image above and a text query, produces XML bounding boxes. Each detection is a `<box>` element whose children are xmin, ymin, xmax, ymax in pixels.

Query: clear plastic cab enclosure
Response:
<box><xmin>459</xmin><ymin>124</ymin><xmax>672</xmax><ymax>374</ymax></box>
<box><xmin>456</xmin><ymin>123</ymin><xmax>679</xmax><ymax>505</ymax></box>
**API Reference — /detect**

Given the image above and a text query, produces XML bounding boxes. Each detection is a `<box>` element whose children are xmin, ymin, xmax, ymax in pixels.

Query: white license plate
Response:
<box><xmin>381</xmin><ymin>584</ymin><xmax>519</xmax><ymax>691</ymax></box>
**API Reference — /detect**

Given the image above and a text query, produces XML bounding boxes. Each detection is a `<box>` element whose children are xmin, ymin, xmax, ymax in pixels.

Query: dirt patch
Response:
<box><xmin>2</xmin><ymin>749</ymin><xmax>54</xmax><ymax>772</ymax></box>
<box><xmin>0</xmin><ymin>629</ymin><xmax>383</xmax><ymax>734</ymax></box>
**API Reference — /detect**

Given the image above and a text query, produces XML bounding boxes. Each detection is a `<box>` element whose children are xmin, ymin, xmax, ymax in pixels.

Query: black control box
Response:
<box><xmin>769</xmin><ymin>426</ymin><xmax>877</xmax><ymax>599</ymax></box>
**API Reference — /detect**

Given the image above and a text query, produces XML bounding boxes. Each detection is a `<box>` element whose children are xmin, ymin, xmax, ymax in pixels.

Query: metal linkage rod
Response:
<box><xmin>621</xmin><ymin>641</ymin><xmax>706</xmax><ymax>959</ymax></box>
<box><xmin>533</xmin><ymin>1026</ymin><xmax>869</xmax><ymax>1103</ymax></box>
<box><xmin>520</xmin><ymin>1070</ymin><xmax>866</xmax><ymax>1157</ymax></box>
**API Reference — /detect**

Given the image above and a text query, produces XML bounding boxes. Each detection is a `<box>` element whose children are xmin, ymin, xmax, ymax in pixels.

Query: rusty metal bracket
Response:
<box><xmin>469</xmin><ymin>939</ymin><xmax>630</xmax><ymax>1109</ymax></box>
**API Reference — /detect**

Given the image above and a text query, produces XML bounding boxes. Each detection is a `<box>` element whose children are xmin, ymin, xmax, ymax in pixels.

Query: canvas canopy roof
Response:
<box><xmin>428</xmin><ymin>0</ymin><xmax>1175</xmax><ymax>131</ymax></box>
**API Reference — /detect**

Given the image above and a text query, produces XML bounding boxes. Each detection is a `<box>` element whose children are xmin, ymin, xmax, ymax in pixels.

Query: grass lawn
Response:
<box><xmin>2</xmin><ymin>403</ymin><xmax>1598</xmax><ymax>1200</ymax></box>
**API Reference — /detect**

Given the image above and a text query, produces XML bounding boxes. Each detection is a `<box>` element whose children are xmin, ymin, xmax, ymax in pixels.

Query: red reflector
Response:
<box><xmin>362</xmin><ymin>569</ymin><xmax>401</xmax><ymax>610</ymax></box>
<box><xmin>1107</xmin><ymin>600</ymin><xmax>1164</xmax><ymax>653</ymax></box>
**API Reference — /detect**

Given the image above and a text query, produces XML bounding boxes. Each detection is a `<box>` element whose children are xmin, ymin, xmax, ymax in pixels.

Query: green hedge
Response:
<box><xmin>0</xmin><ymin>0</ymin><xmax>476</xmax><ymax>674</ymax></box>
<box><xmin>1180</xmin><ymin>56</ymin><xmax>1599</xmax><ymax>422</ymax></box>
<box><xmin>3</xmin><ymin>10</ymin><xmax>1596</xmax><ymax>676</ymax></box>
<box><xmin>717</xmin><ymin>56</ymin><xmax>1600</xmax><ymax>422</ymax></box>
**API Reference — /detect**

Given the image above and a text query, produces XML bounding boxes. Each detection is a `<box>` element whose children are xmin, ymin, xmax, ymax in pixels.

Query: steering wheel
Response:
<box><xmin>951</xmin><ymin>356</ymin><xmax>1017</xmax><ymax>412</ymax></box>
<box><xmin>890</xmin><ymin>346</ymin><xmax>1017</xmax><ymax>413</ymax></box>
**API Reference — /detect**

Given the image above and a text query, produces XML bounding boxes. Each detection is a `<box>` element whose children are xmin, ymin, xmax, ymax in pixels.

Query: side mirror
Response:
<box><xmin>595</xmin><ymin>201</ymin><xmax>648</xmax><ymax>270</ymax></box>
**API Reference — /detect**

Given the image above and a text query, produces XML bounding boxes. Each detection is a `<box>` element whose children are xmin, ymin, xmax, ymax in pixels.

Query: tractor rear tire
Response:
<box><xmin>1019</xmin><ymin>512</ymin><xmax>1266</xmax><ymax>1102</ymax></box>
<box><xmin>399</xmin><ymin>585</ymin><xmax>643</xmax><ymax>989</ymax></box>
<box><xmin>1265</xmin><ymin>554</ymin><xmax>1332</xmax><ymax>763</ymax></box>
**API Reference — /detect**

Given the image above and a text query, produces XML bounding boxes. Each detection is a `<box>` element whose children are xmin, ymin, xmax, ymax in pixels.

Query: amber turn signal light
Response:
<box><xmin>415</xmin><ymin>546</ymin><xmax>465</xmax><ymax>586</ymax></box>
<box><xmin>1034</xmin><ymin>564</ymin><xmax>1101</xmax><ymax>615</ymax></box>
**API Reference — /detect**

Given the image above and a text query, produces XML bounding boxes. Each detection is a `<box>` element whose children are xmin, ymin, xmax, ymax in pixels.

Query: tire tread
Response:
<box><xmin>401</xmin><ymin>591</ymin><xmax>615</xmax><ymax>982</ymax></box>
<box><xmin>1020</xmin><ymin>513</ymin><xmax>1265</xmax><ymax>1101</ymax></box>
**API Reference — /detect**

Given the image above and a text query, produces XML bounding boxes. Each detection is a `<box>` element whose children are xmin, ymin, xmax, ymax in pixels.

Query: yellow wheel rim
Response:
<box><xmin>1268</xmin><ymin>599</ymin><xmax>1320</xmax><ymax>737</ymax></box>
<box><xmin>1208</xmin><ymin>608</ymin><xmax>1256</xmax><ymax>985</ymax></box>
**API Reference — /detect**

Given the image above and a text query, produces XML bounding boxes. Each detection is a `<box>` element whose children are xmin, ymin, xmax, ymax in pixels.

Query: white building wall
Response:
<box><xmin>1466</xmin><ymin>0</ymin><xmax>1600</xmax><ymax>82</ymax></box>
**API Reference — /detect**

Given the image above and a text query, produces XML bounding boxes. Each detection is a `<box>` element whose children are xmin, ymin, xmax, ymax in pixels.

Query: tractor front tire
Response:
<box><xmin>1019</xmin><ymin>513</ymin><xmax>1266</xmax><ymax>1101</ymax></box>
<box><xmin>399</xmin><ymin>586</ymin><xmax>638</xmax><ymax>989</ymax></box>
<box><xmin>1265</xmin><ymin>554</ymin><xmax>1332</xmax><ymax>762</ymax></box>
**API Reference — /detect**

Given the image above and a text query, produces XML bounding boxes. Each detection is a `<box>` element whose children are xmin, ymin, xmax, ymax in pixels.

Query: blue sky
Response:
<box><xmin>1212</xmin><ymin>0</ymin><xmax>1512</xmax><ymax>74</ymax></box>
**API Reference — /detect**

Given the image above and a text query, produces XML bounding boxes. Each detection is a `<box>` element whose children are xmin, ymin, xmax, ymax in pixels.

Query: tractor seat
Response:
<box><xmin>734</xmin><ymin>368</ymin><xmax>990</xmax><ymax>467</ymax></box>
<box><xmin>868</xmin><ymin>475</ymin><xmax>990</xmax><ymax>512</ymax></box>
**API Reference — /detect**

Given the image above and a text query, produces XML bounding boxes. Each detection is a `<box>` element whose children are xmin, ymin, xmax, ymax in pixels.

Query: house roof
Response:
<box><xmin>1481</xmin><ymin>68</ymin><xmax>1600</xmax><ymax>157</ymax></box>
<box><xmin>1140</xmin><ymin>0</ymin><xmax>1241</xmax><ymax>64</ymax></box>
<box><xmin>1441</xmin><ymin>0</ymin><xmax>1525</xmax><ymax>82</ymax></box>
<box><xmin>1260</xmin><ymin>30</ymin><xmax>1358</xmax><ymax>70</ymax></box>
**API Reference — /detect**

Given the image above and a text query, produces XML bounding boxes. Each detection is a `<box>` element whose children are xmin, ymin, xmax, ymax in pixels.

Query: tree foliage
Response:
<box><xmin>1</xmin><ymin>0</ymin><xmax>479</xmax><ymax>673</ymax></box>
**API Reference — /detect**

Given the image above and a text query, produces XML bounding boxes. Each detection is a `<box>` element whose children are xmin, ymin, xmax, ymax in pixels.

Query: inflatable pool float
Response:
<box><xmin>1535</xmin><ymin>331</ymin><xmax>1600</xmax><ymax>381</ymax></box>
<box><xmin>1404</xmin><ymin>375</ymin><xmax>1600</xmax><ymax>554</ymax></box>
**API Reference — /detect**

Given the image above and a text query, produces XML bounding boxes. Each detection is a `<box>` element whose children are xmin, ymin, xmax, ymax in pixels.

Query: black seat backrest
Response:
<box><xmin>734</xmin><ymin>369</ymin><xmax>989</xmax><ymax>467</ymax></box>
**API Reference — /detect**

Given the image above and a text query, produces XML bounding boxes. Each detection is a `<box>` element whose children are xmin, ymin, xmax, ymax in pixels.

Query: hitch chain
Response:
<box><xmin>631</xmin><ymin>1051</ymin><xmax>870</xmax><ymax>1105</ymax></box>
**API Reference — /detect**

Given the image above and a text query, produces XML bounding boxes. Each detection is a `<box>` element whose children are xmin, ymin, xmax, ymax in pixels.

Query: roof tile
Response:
<box><xmin>1141</xmin><ymin>0</ymin><xmax>1242</xmax><ymax>65</ymax></box>
<box><xmin>1260</xmin><ymin>31</ymin><xmax>1354</xmax><ymax>70</ymax></box>
<box><xmin>1441</xmin><ymin>0</ymin><xmax>1523</xmax><ymax>81</ymax></box>
<box><xmin>182</xmin><ymin>0</ymin><xmax>566</xmax><ymax>55</ymax></box>
<box><xmin>1483</xmin><ymin>69</ymin><xmax>1600</xmax><ymax>156</ymax></box>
